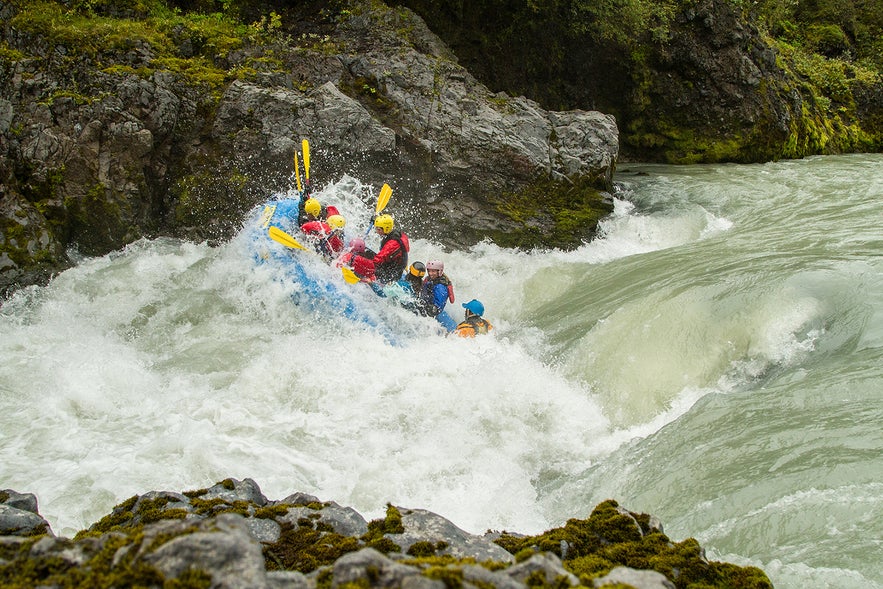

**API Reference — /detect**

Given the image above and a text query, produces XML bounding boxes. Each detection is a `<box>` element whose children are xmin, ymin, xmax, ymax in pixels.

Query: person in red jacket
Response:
<box><xmin>370</xmin><ymin>214</ymin><xmax>409</xmax><ymax>284</ymax></box>
<box><xmin>301</xmin><ymin>214</ymin><xmax>346</xmax><ymax>258</ymax></box>
<box><xmin>298</xmin><ymin>197</ymin><xmax>340</xmax><ymax>226</ymax></box>
<box><xmin>335</xmin><ymin>237</ymin><xmax>376</xmax><ymax>268</ymax></box>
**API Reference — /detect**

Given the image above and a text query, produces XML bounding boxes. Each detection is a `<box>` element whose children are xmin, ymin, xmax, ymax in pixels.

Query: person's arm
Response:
<box><xmin>432</xmin><ymin>284</ymin><xmax>448</xmax><ymax>311</ymax></box>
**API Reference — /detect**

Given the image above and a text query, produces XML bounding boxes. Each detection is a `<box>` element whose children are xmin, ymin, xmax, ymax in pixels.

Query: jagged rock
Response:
<box><xmin>332</xmin><ymin>548</ymin><xmax>423</xmax><ymax>588</ymax></box>
<box><xmin>0</xmin><ymin>481</ymin><xmax>772</xmax><ymax>588</ymax></box>
<box><xmin>276</xmin><ymin>501</ymin><xmax>369</xmax><ymax>538</ymax></box>
<box><xmin>0</xmin><ymin>490</ymin><xmax>52</xmax><ymax>537</ymax></box>
<box><xmin>141</xmin><ymin>514</ymin><xmax>270</xmax><ymax>589</ymax></box>
<box><xmin>593</xmin><ymin>566</ymin><xmax>675</xmax><ymax>588</ymax></box>
<box><xmin>202</xmin><ymin>477</ymin><xmax>268</xmax><ymax>506</ymax></box>
<box><xmin>386</xmin><ymin>507</ymin><xmax>513</xmax><ymax>562</ymax></box>
<box><xmin>505</xmin><ymin>552</ymin><xmax>579</xmax><ymax>586</ymax></box>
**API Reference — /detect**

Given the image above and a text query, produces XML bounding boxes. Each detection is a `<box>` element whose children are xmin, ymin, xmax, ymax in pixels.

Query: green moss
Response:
<box><xmin>262</xmin><ymin>521</ymin><xmax>361</xmax><ymax>573</ymax></box>
<box><xmin>365</xmin><ymin>504</ymin><xmax>405</xmax><ymax>536</ymax></box>
<box><xmin>364</xmin><ymin>536</ymin><xmax>402</xmax><ymax>553</ymax></box>
<box><xmin>189</xmin><ymin>497</ymin><xmax>252</xmax><ymax>517</ymax></box>
<box><xmin>254</xmin><ymin>504</ymin><xmax>291</xmax><ymax>519</ymax></box>
<box><xmin>423</xmin><ymin>565</ymin><xmax>464</xmax><ymax>588</ymax></box>
<box><xmin>0</xmin><ymin>529</ymin><xmax>172</xmax><ymax>589</ymax></box>
<box><xmin>183</xmin><ymin>487</ymin><xmax>209</xmax><ymax>499</ymax></box>
<box><xmin>358</xmin><ymin>503</ymin><xmax>405</xmax><ymax>554</ymax></box>
<box><xmin>0</xmin><ymin>40</ymin><xmax>25</xmax><ymax>60</ymax></box>
<box><xmin>8</xmin><ymin>0</ymin><xmax>288</xmax><ymax>97</ymax></box>
<box><xmin>10</xmin><ymin>1</ymin><xmax>173</xmax><ymax>57</ymax></box>
<box><xmin>316</xmin><ymin>567</ymin><xmax>334</xmax><ymax>589</ymax></box>
<box><xmin>38</xmin><ymin>90</ymin><xmax>101</xmax><ymax>107</ymax></box>
<box><xmin>494</xmin><ymin>500</ymin><xmax>773</xmax><ymax>589</ymax></box>
<box><xmin>75</xmin><ymin>494</ymin><xmax>187</xmax><ymax>539</ymax></box>
<box><xmin>165</xmin><ymin>568</ymin><xmax>213</xmax><ymax>588</ymax></box>
<box><xmin>489</xmin><ymin>176</ymin><xmax>613</xmax><ymax>249</ymax></box>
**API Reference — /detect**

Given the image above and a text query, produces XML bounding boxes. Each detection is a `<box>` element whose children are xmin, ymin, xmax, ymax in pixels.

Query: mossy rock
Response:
<box><xmin>487</xmin><ymin>176</ymin><xmax>613</xmax><ymax>249</ymax></box>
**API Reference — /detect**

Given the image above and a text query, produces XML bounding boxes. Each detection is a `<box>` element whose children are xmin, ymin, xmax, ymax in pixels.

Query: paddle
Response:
<box><xmin>341</xmin><ymin>266</ymin><xmax>360</xmax><ymax>284</ymax></box>
<box><xmin>293</xmin><ymin>152</ymin><xmax>303</xmax><ymax>194</ymax></box>
<box><xmin>268</xmin><ymin>226</ymin><xmax>307</xmax><ymax>251</ymax></box>
<box><xmin>364</xmin><ymin>183</ymin><xmax>393</xmax><ymax>237</ymax></box>
<box><xmin>302</xmin><ymin>139</ymin><xmax>310</xmax><ymax>192</ymax></box>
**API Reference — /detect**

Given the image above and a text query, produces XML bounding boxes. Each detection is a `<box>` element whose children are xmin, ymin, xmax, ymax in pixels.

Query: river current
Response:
<box><xmin>1</xmin><ymin>154</ymin><xmax>880</xmax><ymax>588</ymax></box>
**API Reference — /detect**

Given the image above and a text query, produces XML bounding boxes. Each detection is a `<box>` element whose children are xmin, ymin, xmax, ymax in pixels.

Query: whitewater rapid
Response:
<box><xmin>1</xmin><ymin>154</ymin><xmax>881</xmax><ymax>589</ymax></box>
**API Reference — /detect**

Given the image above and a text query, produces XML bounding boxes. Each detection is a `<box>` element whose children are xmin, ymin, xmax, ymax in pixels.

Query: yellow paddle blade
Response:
<box><xmin>293</xmin><ymin>152</ymin><xmax>303</xmax><ymax>193</ymax></box>
<box><xmin>302</xmin><ymin>139</ymin><xmax>310</xmax><ymax>183</ymax></box>
<box><xmin>341</xmin><ymin>266</ymin><xmax>361</xmax><ymax>284</ymax></box>
<box><xmin>268</xmin><ymin>226</ymin><xmax>306</xmax><ymax>250</ymax></box>
<box><xmin>376</xmin><ymin>183</ymin><xmax>392</xmax><ymax>214</ymax></box>
<box><xmin>259</xmin><ymin>204</ymin><xmax>277</xmax><ymax>228</ymax></box>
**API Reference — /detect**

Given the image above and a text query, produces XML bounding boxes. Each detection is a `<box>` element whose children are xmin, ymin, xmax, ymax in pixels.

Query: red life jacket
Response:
<box><xmin>373</xmin><ymin>230</ymin><xmax>410</xmax><ymax>283</ymax></box>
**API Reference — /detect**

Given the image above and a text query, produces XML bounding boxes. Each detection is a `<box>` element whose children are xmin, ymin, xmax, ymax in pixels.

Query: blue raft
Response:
<box><xmin>247</xmin><ymin>198</ymin><xmax>400</xmax><ymax>343</ymax></box>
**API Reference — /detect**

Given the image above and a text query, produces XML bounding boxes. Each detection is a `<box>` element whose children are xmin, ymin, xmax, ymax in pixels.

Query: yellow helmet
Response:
<box><xmin>327</xmin><ymin>214</ymin><xmax>346</xmax><ymax>229</ymax></box>
<box><xmin>304</xmin><ymin>198</ymin><xmax>321</xmax><ymax>217</ymax></box>
<box><xmin>374</xmin><ymin>214</ymin><xmax>394</xmax><ymax>234</ymax></box>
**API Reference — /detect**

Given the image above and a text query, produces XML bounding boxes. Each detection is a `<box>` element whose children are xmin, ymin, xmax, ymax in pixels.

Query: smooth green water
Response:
<box><xmin>538</xmin><ymin>155</ymin><xmax>883</xmax><ymax>588</ymax></box>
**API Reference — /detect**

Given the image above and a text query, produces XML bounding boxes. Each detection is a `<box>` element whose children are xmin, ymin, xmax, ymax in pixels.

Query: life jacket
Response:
<box><xmin>373</xmin><ymin>230</ymin><xmax>409</xmax><ymax>283</ymax></box>
<box><xmin>424</xmin><ymin>273</ymin><xmax>455</xmax><ymax>304</ymax></box>
<box><xmin>301</xmin><ymin>221</ymin><xmax>344</xmax><ymax>257</ymax></box>
<box><xmin>456</xmin><ymin>315</ymin><xmax>493</xmax><ymax>337</ymax></box>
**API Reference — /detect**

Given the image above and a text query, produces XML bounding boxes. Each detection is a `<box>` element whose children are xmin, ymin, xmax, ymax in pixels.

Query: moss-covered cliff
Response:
<box><xmin>394</xmin><ymin>0</ymin><xmax>883</xmax><ymax>163</ymax></box>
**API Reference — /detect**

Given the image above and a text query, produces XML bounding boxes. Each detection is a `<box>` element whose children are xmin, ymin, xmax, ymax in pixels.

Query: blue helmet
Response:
<box><xmin>462</xmin><ymin>299</ymin><xmax>484</xmax><ymax>316</ymax></box>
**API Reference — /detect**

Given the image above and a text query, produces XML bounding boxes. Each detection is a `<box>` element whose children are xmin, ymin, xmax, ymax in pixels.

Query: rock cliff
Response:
<box><xmin>396</xmin><ymin>0</ymin><xmax>883</xmax><ymax>163</ymax></box>
<box><xmin>0</xmin><ymin>479</ymin><xmax>772</xmax><ymax>588</ymax></box>
<box><xmin>0</xmin><ymin>0</ymin><xmax>618</xmax><ymax>296</ymax></box>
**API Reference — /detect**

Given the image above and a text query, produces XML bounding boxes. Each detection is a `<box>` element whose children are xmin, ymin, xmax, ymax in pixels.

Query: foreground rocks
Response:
<box><xmin>0</xmin><ymin>478</ymin><xmax>771</xmax><ymax>588</ymax></box>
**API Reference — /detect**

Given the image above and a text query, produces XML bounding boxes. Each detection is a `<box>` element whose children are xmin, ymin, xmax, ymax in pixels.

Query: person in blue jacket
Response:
<box><xmin>420</xmin><ymin>260</ymin><xmax>457</xmax><ymax>332</ymax></box>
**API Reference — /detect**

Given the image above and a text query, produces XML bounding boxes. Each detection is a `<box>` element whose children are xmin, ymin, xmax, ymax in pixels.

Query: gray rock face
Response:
<box><xmin>143</xmin><ymin>514</ymin><xmax>270</xmax><ymax>589</ymax></box>
<box><xmin>386</xmin><ymin>506</ymin><xmax>513</xmax><ymax>562</ymax></box>
<box><xmin>0</xmin><ymin>1</ymin><xmax>618</xmax><ymax>295</ymax></box>
<box><xmin>593</xmin><ymin>566</ymin><xmax>676</xmax><ymax>589</ymax></box>
<box><xmin>277</xmin><ymin>501</ymin><xmax>369</xmax><ymax>538</ymax></box>
<box><xmin>0</xmin><ymin>490</ymin><xmax>52</xmax><ymax>536</ymax></box>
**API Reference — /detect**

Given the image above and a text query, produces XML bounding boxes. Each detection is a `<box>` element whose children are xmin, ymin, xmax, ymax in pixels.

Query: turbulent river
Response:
<box><xmin>1</xmin><ymin>154</ymin><xmax>881</xmax><ymax>588</ymax></box>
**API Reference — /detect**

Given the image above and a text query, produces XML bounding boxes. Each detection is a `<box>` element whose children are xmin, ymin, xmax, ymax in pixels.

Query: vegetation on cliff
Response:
<box><xmin>394</xmin><ymin>0</ymin><xmax>882</xmax><ymax>162</ymax></box>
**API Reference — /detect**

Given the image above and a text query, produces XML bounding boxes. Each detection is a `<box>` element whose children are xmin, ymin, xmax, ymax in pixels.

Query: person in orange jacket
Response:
<box><xmin>454</xmin><ymin>299</ymin><xmax>494</xmax><ymax>337</ymax></box>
